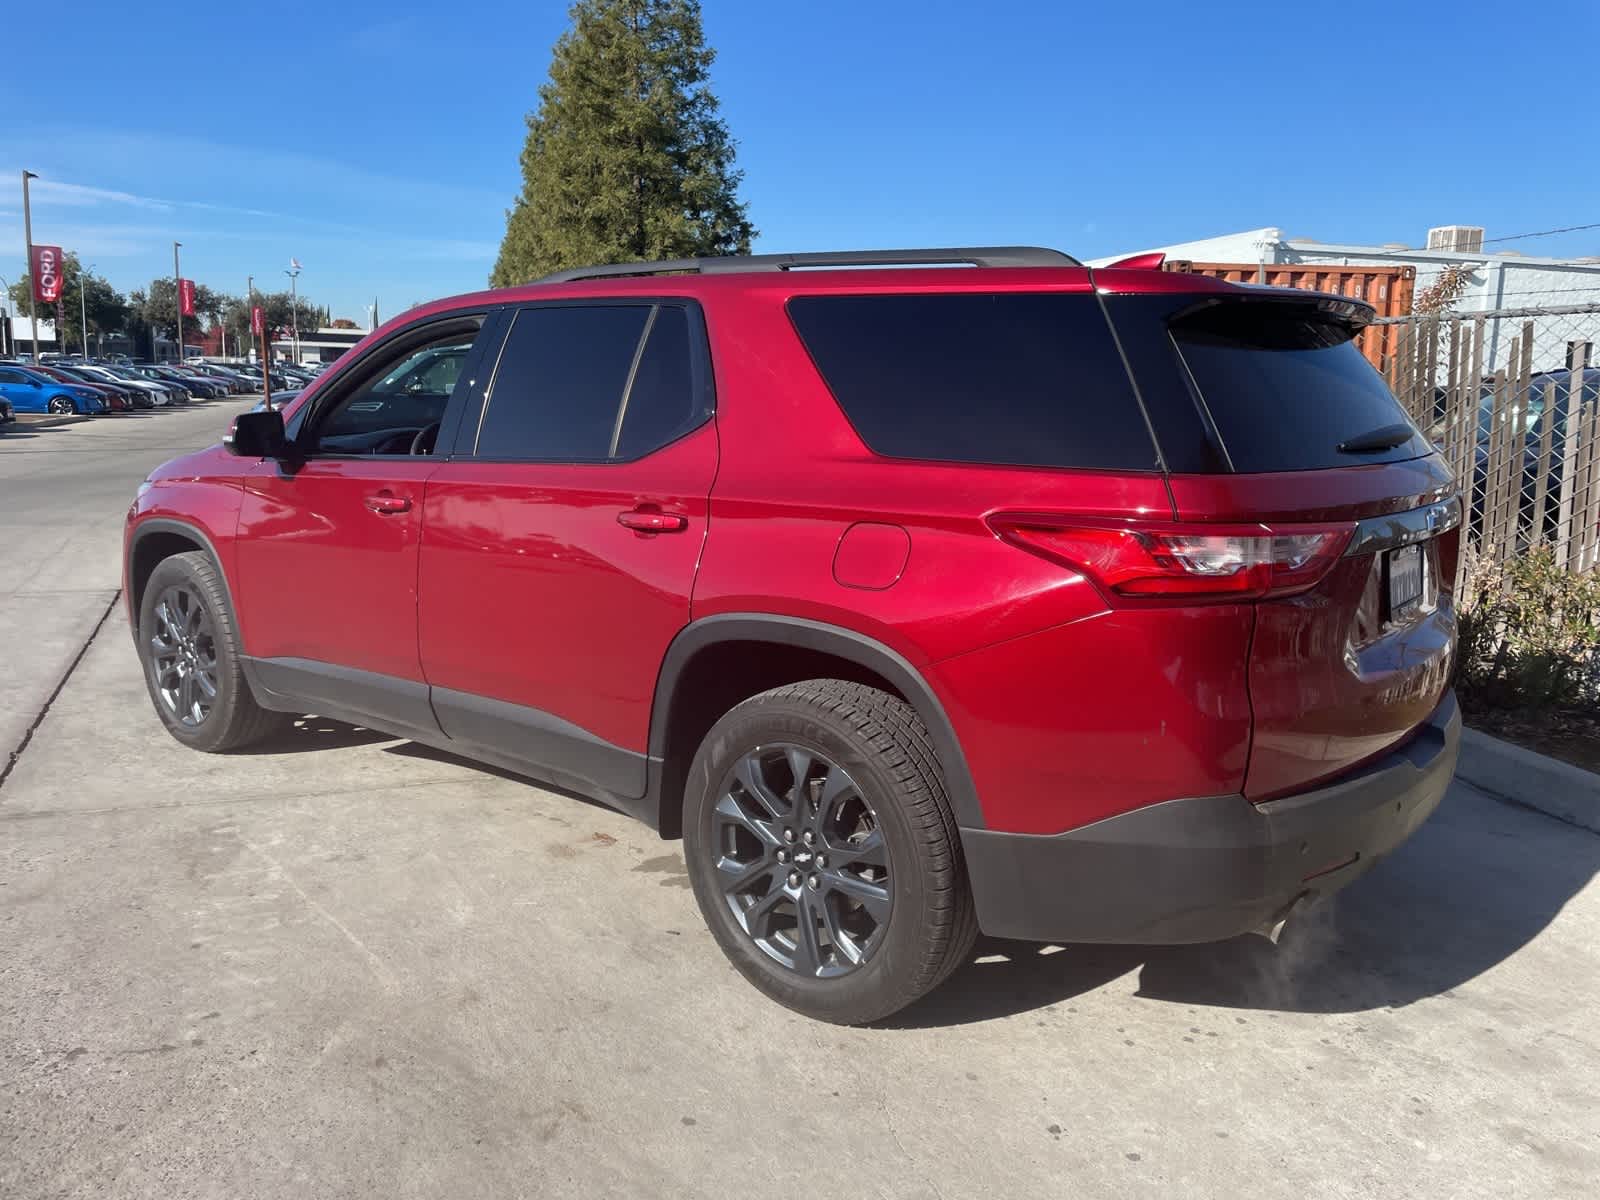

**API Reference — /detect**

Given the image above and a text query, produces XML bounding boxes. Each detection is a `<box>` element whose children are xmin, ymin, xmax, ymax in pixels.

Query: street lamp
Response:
<box><xmin>0</xmin><ymin>273</ymin><xmax>11</xmax><ymax>358</ymax></box>
<box><xmin>284</xmin><ymin>262</ymin><xmax>301</xmax><ymax>364</ymax></box>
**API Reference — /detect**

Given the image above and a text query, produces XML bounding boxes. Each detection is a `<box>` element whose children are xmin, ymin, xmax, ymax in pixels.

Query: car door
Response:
<box><xmin>0</xmin><ymin>368</ymin><xmax>46</xmax><ymax>412</ymax></box>
<box><xmin>232</xmin><ymin>311</ymin><xmax>497</xmax><ymax>739</ymax></box>
<box><xmin>417</xmin><ymin>300</ymin><xmax>718</xmax><ymax>803</ymax></box>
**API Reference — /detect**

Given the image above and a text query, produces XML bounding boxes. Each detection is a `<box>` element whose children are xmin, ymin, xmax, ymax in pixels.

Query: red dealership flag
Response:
<box><xmin>178</xmin><ymin>278</ymin><xmax>196</xmax><ymax>317</ymax></box>
<box><xmin>31</xmin><ymin>246</ymin><xmax>64</xmax><ymax>303</ymax></box>
<box><xmin>251</xmin><ymin>306</ymin><xmax>264</xmax><ymax>336</ymax></box>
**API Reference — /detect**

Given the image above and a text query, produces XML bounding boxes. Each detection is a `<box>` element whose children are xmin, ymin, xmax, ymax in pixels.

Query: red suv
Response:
<box><xmin>125</xmin><ymin>247</ymin><xmax>1461</xmax><ymax>1023</ymax></box>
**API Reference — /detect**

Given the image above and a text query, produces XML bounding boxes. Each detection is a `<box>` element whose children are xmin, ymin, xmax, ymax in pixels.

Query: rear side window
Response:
<box><xmin>475</xmin><ymin>303</ymin><xmax>705</xmax><ymax>461</ymax></box>
<box><xmin>1172</xmin><ymin>303</ymin><xmax>1427</xmax><ymax>472</ymax></box>
<box><xmin>788</xmin><ymin>293</ymin><xmax>1158</xmax><ymax>471</ymax></box>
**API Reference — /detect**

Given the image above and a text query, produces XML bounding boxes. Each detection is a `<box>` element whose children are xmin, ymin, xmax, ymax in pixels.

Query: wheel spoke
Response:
<box><xmin>178</xmin><ymin>673</ymin><xmax>199</xmax><ymax>721</ymax></box>
<box><xmin>713</xmin><ymin>793</ymin><xmax>781</xmax><ymax>849</ymax></box>
<box><xmin>153</xmin><ymin>600</ymin><xmax>179</xmax><ymax>644</ymax></box>
<box><xmin>823</xmin><ymin>869</ymin><xmax>891</xmax><ymax>921</ymax></box>
<box><xmin>741</xmin><ymin>875</ymin><xmax>791</xmax><ymax>938</ymax></box>
<box><xmin>791</xmin><ymin>889</ymin><xmax>825</xmax><ymax>976</ymax></box>
<box><xmin>816</xmin><ymin>762</ymin><xmax>853</xmax><ymax>811</ymax></box>
<box><xmin>784</xmin><ymin>746</ymin><xmax>815</xmax><ymax>818</ymax></box>
<box><xmin>716</xmin><ymin>854</ymin><xmax>775</xmax><ymax>895</ymax></box>
<box><xmin>194</xmin><ymin>670</ymin><xmax>218</xmax><ymax>700</ymax></box>
<box><xmin>733</xmin><ymin>755</ymin><xmax>789</xmax><ymax>822</ymax></box>
<box><xmin>819</xmin><ymin>895</ymin><xmax>865</xmax><ymax>967</ymax></box>
<box><xmin>823</xmin><ymin>826</ymin><xmax>885</xmax><ymax>869</ymax></box>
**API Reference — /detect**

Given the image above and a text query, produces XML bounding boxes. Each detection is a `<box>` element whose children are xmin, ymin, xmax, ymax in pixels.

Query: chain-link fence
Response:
<box><xmin>1375</xmin><ymin>298</ymin><xmax>1600</xmax><ymax>578</ymax></box>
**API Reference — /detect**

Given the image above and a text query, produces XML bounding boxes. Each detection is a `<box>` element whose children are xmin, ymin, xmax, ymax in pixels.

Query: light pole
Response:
<box><xmin>22</xmin><ymin>170</ymin><xmax>39</xmax><ymax>363</ymax></box>
<box><xmin>0</xmin><ymin>273</ymin><xmax>11</xmax><ymax>358</ymax></box>
<box><xmin>79</xmin><ymin>261</ymin><xmax>93</xmax><ymax>359</ymax></box>
<box><xmin>246</xmin><ymin>275</ymin><xmax>254</xmax><ymax>363</ymax></box>
<box><xmin>284</xmin><ymin>263</ymin><xmax>301</xmax><ymax>364</ymax></box>
<box><xmin>172</xmin><ymin>241</ymin><xmax>183</xmax><ymax>362</ymax></box>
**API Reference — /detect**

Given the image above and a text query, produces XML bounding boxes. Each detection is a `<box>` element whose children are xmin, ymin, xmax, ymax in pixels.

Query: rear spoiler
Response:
<box><xmin>1100</xmin><ymin>251</ymin><xmax>1167</xmax><ymax>270</ymax></box>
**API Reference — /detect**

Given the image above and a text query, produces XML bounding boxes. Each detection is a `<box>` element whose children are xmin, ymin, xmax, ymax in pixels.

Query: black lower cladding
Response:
<box><xmin>961</xmin><ymin>691</ymin><xmax>1461</xmax><ymax>944</ymax></box>
<box><xmin>241</xmin><ymin>657</ymin><xmax>651</xmax><ymax>819</ymax></box>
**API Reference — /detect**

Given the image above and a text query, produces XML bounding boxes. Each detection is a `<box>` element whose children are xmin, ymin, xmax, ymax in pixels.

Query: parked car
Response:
<box><xmin>0</xmin><ymin>397</ymin><xmax>13</xmax><ymax>424</ymax></box>
<box><xmin>142</xmin><ymin>365</ymin><xmax>224</xmax><ymax>399</ymax></box>
<box><xmin>124</xmin><ymin>246</ymin><xmax>1461</xmax><ymax>1023</ymax></box>
<box><xmin>167</xmin><ymin>366</ymin><xmax>230</xmax><ymax>398</ymax></box>
<box><xmin>189</xmin><ymin>362</ymin><xmax>254</xmax><ymax>392</ymax></box>
<box><xmin>0</xmin><ymin>364</ymin><xmax>108</xmax><ymax>413</ymax></box>
<box><xmin>73</xmin><ymin>363</ymin><xmax>175</xmax><ymax>407</ymax></box>
<box><xmin>33</xmin><ymin>364</ymin><xmax>144</xmax><ymax>410</ymax></box>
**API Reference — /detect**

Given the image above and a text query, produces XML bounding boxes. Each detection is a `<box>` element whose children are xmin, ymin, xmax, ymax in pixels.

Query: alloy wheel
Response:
<box><xmin>47</xmin><ymin>397</ymin><xmax>76</xmax><ymax>415</ymax></box>
<box><xmin>148</xmin><ymin>585</ymin><xmax>220</xmax><ymax>727</ymax></box>
<box><xmin>712</xmin><ymin>743</ymin><xmax>892</xmax><ymax>978</ymax></box>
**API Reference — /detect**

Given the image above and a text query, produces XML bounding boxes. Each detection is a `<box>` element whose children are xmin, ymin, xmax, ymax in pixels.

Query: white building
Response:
<box><xmin>1</xmin><ymin>315</ymin><xmax>58</xmax><ymax>358</ymax></box>
<box><xmin>1091</xmin><ymin>225</ymin><xmax>1600</xmax><ymax>373</ymax></box>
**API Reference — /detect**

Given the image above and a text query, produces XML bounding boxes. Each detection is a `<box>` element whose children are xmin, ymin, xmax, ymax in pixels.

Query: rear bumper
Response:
<box><xmin>961</xmin><ymin>690</ymin><xmax>1460</xmax><ymax>944</ymax></box>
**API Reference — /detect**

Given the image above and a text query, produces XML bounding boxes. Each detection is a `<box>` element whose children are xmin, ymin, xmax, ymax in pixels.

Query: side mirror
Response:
<box><xmin>225</xmin><ymin>408</ymin><xmax>290</xmax><ymax>458</ymax></box>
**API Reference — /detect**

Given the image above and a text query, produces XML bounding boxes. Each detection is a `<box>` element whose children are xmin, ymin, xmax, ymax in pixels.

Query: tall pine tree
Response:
<box><xmin>491</xmin><ymin>0</ymin><xmax>755</xmax><ymax>285</ymax></box>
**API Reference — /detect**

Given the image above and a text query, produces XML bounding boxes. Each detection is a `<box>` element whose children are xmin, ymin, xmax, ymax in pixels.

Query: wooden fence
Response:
<box><xmin>1375</xmin><ymin>303</ymin><xmax>1600</xmax><ymax>576</ymax></box>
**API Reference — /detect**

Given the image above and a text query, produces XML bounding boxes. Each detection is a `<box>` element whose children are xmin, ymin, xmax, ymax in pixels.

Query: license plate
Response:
<box><xmin>1388</xmin><ymin>544</ymin><xmax>1424</xmax><ymax>617</ymax></box>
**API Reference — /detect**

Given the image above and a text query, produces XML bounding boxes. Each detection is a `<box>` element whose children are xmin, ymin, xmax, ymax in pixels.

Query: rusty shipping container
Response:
<box><xmin>1164</xmin><ymin>260</ymin><xmax>1415</xmax><ymax>369</ymax></box>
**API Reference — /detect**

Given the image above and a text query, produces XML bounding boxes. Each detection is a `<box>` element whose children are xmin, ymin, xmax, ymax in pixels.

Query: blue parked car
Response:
<box><xmin>0</xmin><ymin>363</ymin><xmax>109</xmax><ymax>414</ymax></box>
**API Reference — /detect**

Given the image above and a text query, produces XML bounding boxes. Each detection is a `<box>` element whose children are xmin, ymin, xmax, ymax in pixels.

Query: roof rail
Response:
<box><xmin>532</xmin><ymin>246</ymin><xmax>1079</xmax><ymax>284</ymax></box>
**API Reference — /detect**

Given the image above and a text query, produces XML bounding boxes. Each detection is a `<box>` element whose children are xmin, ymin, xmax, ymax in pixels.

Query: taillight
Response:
<box><xmin>989</xmin><ymin>516</ymin><xmax>1354</xmax><ymax>601</ymax></box>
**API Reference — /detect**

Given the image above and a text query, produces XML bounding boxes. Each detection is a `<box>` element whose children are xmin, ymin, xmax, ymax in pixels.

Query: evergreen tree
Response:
<box><xmin>491</xmin><ymin>0</ymin><xmax>755</xmax><ymax>285</ymax></box>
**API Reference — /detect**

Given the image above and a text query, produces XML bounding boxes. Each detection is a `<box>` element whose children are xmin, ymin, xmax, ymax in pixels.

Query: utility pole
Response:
<box><xmin>247</xmin><ymin>275</ymin><xmax>254</xmax><ymax>363</ymax></box>
<box><xmin>22</xmin><ymin>170</ymin><xmax>39</xmax><ymax>363</ymax></box>
<box><xmin>172</xmin><ymin>242</ymin><xmax>184</xmax><ymax>362</ymax></box>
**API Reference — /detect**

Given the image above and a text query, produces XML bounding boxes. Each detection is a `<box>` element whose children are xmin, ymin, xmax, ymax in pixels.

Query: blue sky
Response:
<box><xmin>4</xmin><ymin>0</ymin><xmax>1597</xmax><ymax>324</ymax></box>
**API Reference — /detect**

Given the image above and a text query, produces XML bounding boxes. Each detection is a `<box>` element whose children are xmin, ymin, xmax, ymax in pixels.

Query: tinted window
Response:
<box><xmin>1173</xmin><ymin>303</ymin><xmax>1427</xmax><ymax>472</ymax></box>
<box><xmin>0</xmin><ymin>369</ymin><xmax>26</xmax><ymax>384</ymax></box>
<box><xmin>476</xmin><ymin>306</ymin><xmax>648</xmax><ymax>460</ymax></box>
<box><xmin>787</xmin><ymin>293</ymin><xmax>1156</xmax><ymax>470</ymax></box>
<box><xmin>614</xmin><ymin>305</ymin><xmax>698</xmax><ymax>459</ymax></box>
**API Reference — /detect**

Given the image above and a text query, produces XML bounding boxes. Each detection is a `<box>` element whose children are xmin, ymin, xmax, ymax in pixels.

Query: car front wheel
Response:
<box><xmin>47</xmin><ymin>396</ymin><xmax>78</xmax><ymax>415</ymax></box>
<box><xmin>684</xmin><ymin>679</ymin><xmax>978</xmax><ymax>1024</ymax></box>
<box><xmin>138</xmin><ymin>551</ymin><xmax>289</xmax><ymax>752</ymax></box>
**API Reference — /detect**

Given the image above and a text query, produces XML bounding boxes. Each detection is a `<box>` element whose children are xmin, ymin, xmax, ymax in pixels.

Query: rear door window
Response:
<box><xmin>1172</xmin><ymin>302</ymin><xmax>1428</xmax><ymax>472</ymax></box>
<box><xmin>473</xmin><ymin>303</ymin><xmax>707</xmax><ymax>461</ymax></box>
<box><xmin>787</xmin><ymin>293</ymin><xmax>1158</xmax><ymax>471</ymax></box>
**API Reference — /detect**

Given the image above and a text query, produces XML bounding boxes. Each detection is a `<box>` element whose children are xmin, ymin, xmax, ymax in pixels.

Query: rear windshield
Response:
<box><xmin>788</xmin><ymin>293</ymin><xmax>1158</xmax><ymax>471</ymax></box>
<box><xmin>1172</xmin><ymin>302</ymin><xmax>1427</xmax><ymax>473</ymax></box>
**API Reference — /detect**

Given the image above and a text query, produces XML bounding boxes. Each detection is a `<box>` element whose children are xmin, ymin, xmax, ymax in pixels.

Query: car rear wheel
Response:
<box><xmin>47</xmin><ymin>396</ymin><xmax>78</xmax><ymax>414</ymax></box>
<box><xmin>138</xmin><ymin>551</ymin><xmax>289</xmax><ymax>752</ymax></box>
<box><xmin>683</xmin><ymin>680</ymin><xmax>978</xmax><ymax>1024</ymax></box>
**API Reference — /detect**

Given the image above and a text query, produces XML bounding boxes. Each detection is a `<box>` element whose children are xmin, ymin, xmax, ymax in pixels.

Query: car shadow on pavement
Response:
<box><xmin>884</xmin><ymin>791</ymin><xmax>1600</xmax><ymax>1028</ymax></box>
<box><xmin>232</xmin><ymin>716</ymin><xmax>399</xmax><ymax>754</ymax></box>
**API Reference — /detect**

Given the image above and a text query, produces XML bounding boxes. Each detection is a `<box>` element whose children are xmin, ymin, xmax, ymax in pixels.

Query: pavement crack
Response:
<box><xmin>0</xmin><ymin>589</ymin><xmax>121</xmax><ymax>794</ymax></box>
<box><xmin>237</xmin><ymin>834</ymin><xmax>400</xmax><ymax>991</ymax></box>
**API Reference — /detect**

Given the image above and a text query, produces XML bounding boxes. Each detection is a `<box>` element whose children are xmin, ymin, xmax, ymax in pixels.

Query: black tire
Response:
<box><xmin>683</xmin><ymin>679</ymin><xmax>979</xmax><ymax>1024</ymax></box>
<box><xmin>137</xmin><ymin>551</ymin><xmax>289</xmax><ymax>752</ymax></box>
<box><xmin>47</xmin><ymin>396</ymin><xmax>78</xmax><ymax>415</ymax></box>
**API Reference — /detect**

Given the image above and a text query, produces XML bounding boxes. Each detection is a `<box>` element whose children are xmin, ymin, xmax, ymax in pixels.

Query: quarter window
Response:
<box><xmin>787</xmin><ymin>293</ymin><xmax>1158</xmax><ymax>471</ymax></box>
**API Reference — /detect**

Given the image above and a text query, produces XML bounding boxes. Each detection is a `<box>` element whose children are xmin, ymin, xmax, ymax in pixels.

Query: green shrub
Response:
<box><xmin>1456</xmin><ymin>547</ymin><xmax>1600</xmax><ymax>711</ymax></box>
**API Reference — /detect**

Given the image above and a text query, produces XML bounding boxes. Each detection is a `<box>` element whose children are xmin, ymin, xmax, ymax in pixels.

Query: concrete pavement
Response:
<box><xmin>2</xmin><ymin>405</ymin><xmax>1598</xmax><ymax>1199</ymax></box>
<box><xmin>0</xmin><ymin>398</ymin><xmax>255</xmax><ymax>775</ymax></box>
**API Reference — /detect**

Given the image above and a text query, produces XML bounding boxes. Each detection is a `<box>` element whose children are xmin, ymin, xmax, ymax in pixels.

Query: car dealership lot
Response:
<box><xmin>3</xmin><ymin>408</ymin><xmax>1598</xmax><ymax>1199</ymax></box>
